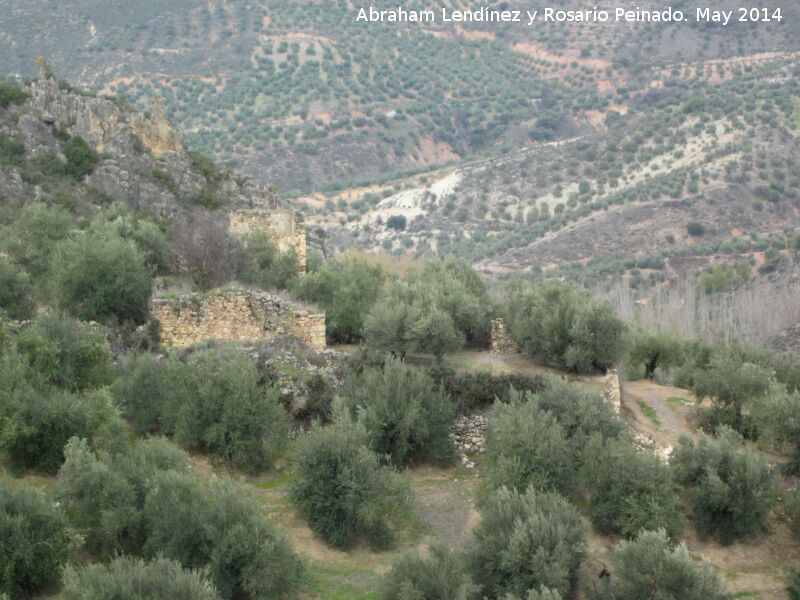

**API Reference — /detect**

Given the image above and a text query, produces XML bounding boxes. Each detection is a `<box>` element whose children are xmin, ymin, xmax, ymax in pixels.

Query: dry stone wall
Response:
<box><xmin>602</xmin><ymin>368</ymin><xmax>622</xmax><ymax>414</ymax></box>
<box><xmin>228</xmin><ymin>209</ymin><xmax>307</xmax><ymax>273</ymax></box>
<box><xmin>490</xmin><ymin>318</ymin><xmax>519</xmax><ymax>354</ymax></box>
<box><xmin>152</xmin><ymin>289</ymin><xmax>325</xmax><ymax>350</ymax></box>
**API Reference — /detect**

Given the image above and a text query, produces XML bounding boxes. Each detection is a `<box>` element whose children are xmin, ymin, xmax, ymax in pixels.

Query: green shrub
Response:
<box><xmin>788</xmin><ymin>487</ymin><xmax>800</xmax><ymax>537</ymax></box>
<box><xmin>50</xmin><ymin>230</ymin><xmax>153</xmax><ymax>324</ymax></box>
<box><xmin>530</xmin><ymin>378</ymin><xmax>627</xmax><ymax>460</ymax></box>
<box><xmin>191</xmin><ymin>151</ymin><xmax>227</xmax><ymax>183</ymax></box>
<box><xmin>0</xmin><ymin>78</ymin><xmax>28</xmax><ymax>108</ymax></box>
<box><xmin>290</xmin><ymin>403</ymin><xmax>409</xmax><ymax>549</ymax></box>
<box><xmin>387</xmin><ymin>215</ymin><xmax>406</xmax><ymax>230</ymax></box>
<box><xmin>691</xmin><ymin>355</ymin><xmax>773</xmax><ymax>435</ymax></box>
<box><xmin>626</xmin><ymin>329</ymin><xmax>684</xmax><ymax>380</ymax></box>
<box><xmin>15</xmin><ymin>312</ymin><xmax>113</xmax><ymax>391</ymax></box>
<box><xmin>697</xmin><ymin>261</ymin><xmax>750</xmax><ymax>296</ymax></box>
<box><xmin>194</xmin><ymin>187</ymin><xmax>224</xmax><ymax>209</ymax></box>
<box><xmin>341</xmin><ymin>357</ymin><xmax>456</xmax><ymax>466</ymax></box>
<box><xmin>753</xmin><ymin>386</ymin><xmax>800</xmax><ymax>475</ymax></box>
<box><xmin>581</xmin><ymin>435</ymin><xmax>683</xmax><ymax>538</ymax></box>
<box><xmin>294</xmin><ymin>257</ymin><xmax>385</xmax><ymax>343</ymax></box>
<box><xmin>113</xmin><ymin>352</ymin><xmax>191</xmax><ymax>434</ymax></box>
<box><xmin>427</xmin><ymin>365</ymin><xmax>546</xmax><ymax>413</ymax></box>
<box><xmin>0</xmin><ymin>366</ymin><xmax>119</xmax><ymax>475</ymax></box>
<box><xmin>672</xmin><ymin>426</ymin><xmax>775</xmax><ymax>544</ymax></box>
<box><xmin>151</xmin><ymin>169</ymin><xmax>178</xmax><ymax>194</ymax></box>
<box><xmin>62</xmin><ymin>556</ymin><xmax>222</xmax><ymax>600</ymax></box>
<box><xmin>505</xmin><ymin>281</ymin><xmax>626</xmax><ymax>373</ymax></box>
<box><xmin>362</xmin><ymin>259</ymin><xmax>490</xmax><ymax>359</ymax></box>
<box><xmin>0</xmin><ymin>257</ymin><xmax>35</xmax><ymax>320</ymax></box>
<box><xmin>485</xmin><ymin>392</ymin><xmax>574</xmax><ymax>495</ymax></box>
<box><xmin>62</xmin><ymin>136</ymin><xmax>100</xmax><ymax>180</ymax></box>
<box><xmin>686</xmin><ymin>221</ymin><xmax>706</xmax><ymax>236</ymax></box>
<box><xmin>0</xmin><ymin>478</ymin><xmax>74</xmax><ymax>597</ymax></box>
<box><xmin>57</xmin><ymin>437</ymin><xmax>303</xmax><ymax>599</ymax></box>
<box><xmin>28</xmin><ymin>151</ymin><xmax>67</xmax><ymax>180</ymax></box>
<box><xmin>115</xmin><ymin>349</ymin><xmax>287</xmax><ymax>472</ymax></box>
<box><xmin>665</xmin><ymin>336</ymin><xmax>710</xmax><ymax>382</ymax></box>
<box><xmin>0</xmin><ymin>133</ymin><xmax>25</xmax><ymax>167</ymax></box>
<box><xmin>2</xmin><ymin>203</ymin><xmax>72</xmax><ymax>280</ymax></box>
<box><xmin>176</xmin><ymin>348</ymin><xmax>288</xmax><ymax>472</ymax></box>
<box><xmin>470</xmin><ymin>486</ymin><xmax>586</xmax><ymax>598</ymax></box>
<box><xmin>596</xmin><ymin>529</ymin><xmax>729</xmax><ymax>600</ymax></box>
<box><xmin>1</xmin><ymin>386</ymin><xmax>85</xmax><ymax>474</ymax></box>
<box><xmin>788</xmin><ymin>568</ymin><xmax>800</xmax><ymax>600</ymax></box>
<box><xmin>767</xmin><ymin>351</ymin><xmax>800</xmax><ymax>394</ymax></box>
<box><xmin>238</xmin><ymin>231</ymin><xmax>298</xmax><ymax>290</ymax></box>
<box><xmin>380</xmin><ymin>544</ymin><xmax>477</xmax><ymax>600</ymax></box>
<box><xmin>364</xmin><ymin>295</ymin><xmax>463</xmax><ymax>360</ymax></box>
<box><xmin>502</xmin><ymin>588</ymin><xmax>562</xmax><ymax>600</ymax></box>
<box><xmin>408</xmin><ymin>259</ymin><xmax>490</xmax><ymax>343</ymax></box>
<box><xmin>57</xmin><ymin>436</ymin><xmax>190</xmax><ymax>555</ymax></box>
<box><xmin>89</xmin><ymin>206</ymin><xmax>169</xmax><ymax>272</ymax></box>
<box><xmin>148</xmin><ymin>475</ymin><xmax>303</xmax><ymax>599</ymax></box>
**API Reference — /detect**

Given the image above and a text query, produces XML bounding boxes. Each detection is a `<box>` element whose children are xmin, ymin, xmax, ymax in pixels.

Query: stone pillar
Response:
<box><xmin>490</xmin><ymin>318</ymin><xmax>519</xmax><ymax>354</ymax></box>
<box><xmin>602</xmin><ymin>368</ymin><xmax>622</xmax><ymax>414</ymax></box>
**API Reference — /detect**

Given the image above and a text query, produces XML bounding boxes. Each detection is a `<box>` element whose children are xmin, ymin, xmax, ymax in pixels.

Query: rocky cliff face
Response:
<box><xmin>1</xmin><ymin>66</ymin><xmax>285</xmax><ymax>219</ymax></box>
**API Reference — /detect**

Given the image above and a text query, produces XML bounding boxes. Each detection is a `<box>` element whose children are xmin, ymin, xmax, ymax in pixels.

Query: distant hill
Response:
<box><xmin>3</xmin><ymin>0</ymin><xmax>797</xmax><ymax>195</ymax></box>
<box><xmin>2</xmin><ymin>0</ymin><xmax>798</xmax><ymax>294</ymax></box>
<box><xmin>320</xmin><ymin>53</ymin><xmax>800</xmax><ymax>291</ymax></box>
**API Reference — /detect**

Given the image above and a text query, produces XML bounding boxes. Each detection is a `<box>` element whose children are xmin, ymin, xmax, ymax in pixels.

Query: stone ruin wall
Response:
<box><xmin>602</xmin><ymin>368</ymin><xmax>622</xmax><ymax>414</ymax></box>
<box><xmin>152</xmin><ymin>290</ymin><xmax>325</xmax><ymax>350</ymax></box>
<box><xmin>490</xmin><ymin>318</ymin><xmax>519</xmax><ymax>354</ymax></box>
<box><xmin>228</xmin><ymin>210</ymin><xmax>307</xmax><ymax>273</ymax></box>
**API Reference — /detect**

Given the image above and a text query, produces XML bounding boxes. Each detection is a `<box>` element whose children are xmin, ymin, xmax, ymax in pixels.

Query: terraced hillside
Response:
<box><xmin>320</xmin><ymin>52</ymin><xmax>800</xmax><ymax>291</ymax></box>
<box><xmin>2</xmin><ymin>0</ymin><xmax>798</xmax><ymax>196</ymax></box>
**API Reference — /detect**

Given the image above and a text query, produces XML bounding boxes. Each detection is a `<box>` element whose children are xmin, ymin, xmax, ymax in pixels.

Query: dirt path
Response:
<box><xmin>622</xmin><ymin>380</ymin><xmax>695</xmax><ymax>448</ymax></box>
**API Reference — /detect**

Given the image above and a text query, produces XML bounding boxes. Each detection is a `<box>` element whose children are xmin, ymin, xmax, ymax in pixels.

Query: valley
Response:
<box><xmin>2</xmin><ymin>3</ymin><xmax>800</xmax><ymax>599</ymax></box>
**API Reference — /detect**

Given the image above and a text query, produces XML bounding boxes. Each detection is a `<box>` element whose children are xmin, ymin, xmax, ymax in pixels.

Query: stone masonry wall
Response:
<box><xmin>152</xmin><ymin>290</ymin><xmax>325</xmax><ymax>350</ymax></box>
<box><xmin>602</xmin><ymin>368</ymin><xmax>622</xmax><ymax>414</ymax></box>
<box><xmin>228</xmin><ymin>209</ymin><xmax>307</xmax><ymax>273</ymax></box>
<box><xmin>490</xmin><ymin>318</ymin><xmax>519</xmax><ymax>354</ymax></box>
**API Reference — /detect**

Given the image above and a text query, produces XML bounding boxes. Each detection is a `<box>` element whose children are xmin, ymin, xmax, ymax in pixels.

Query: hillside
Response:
<box><xmin>319</xmin><ymin>49</ymin><xmax>800</xmax><ymax>292</ymax></box>
<box><xmin>2</xmin><ymin>0</ymin><xmax>798</xmax><ymax>196</ymax></box>
<box><xmin>0</xmin><ymin>61</ymin><xmax>283</xmax><ymax>221</ymax></box>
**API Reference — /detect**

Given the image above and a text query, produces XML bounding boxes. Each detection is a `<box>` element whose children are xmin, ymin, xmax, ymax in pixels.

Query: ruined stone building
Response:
<box><xmin>152</xmin><ymin>289</ymin><xmax>325</xmax><ymax>350</ymax></box>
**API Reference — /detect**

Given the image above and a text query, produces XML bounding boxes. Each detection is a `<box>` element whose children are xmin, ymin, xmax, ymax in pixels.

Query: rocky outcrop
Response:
<box><xmin>247</xmin><ymin>338</ymin><xmax>347</xmax><ymax>416</ymax></box>
<box><xmin>4</xmin><ymin>65</ymin><xmax>304</xmax><ymax>224</ymax></box>
<box><xmin>28</xmin><ymin>73</ymin><xmax>182</xmax><ymax>158</ymax></box>
<box><xmin>633</xmin><ymin>431</ymin><xmax>673</xmax><ymax>463</ymax></box>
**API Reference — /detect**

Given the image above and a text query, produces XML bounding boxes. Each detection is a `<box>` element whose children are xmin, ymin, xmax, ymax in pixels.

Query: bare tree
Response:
<box><xmin>607</xmin><ymin>273</ymin><xmax>800</xmax><ymax>344</ymax></box>
<box><xmin>169</xmin><ymin>210</ymin><xmax>241</xmax><ymax>290</ymax></box>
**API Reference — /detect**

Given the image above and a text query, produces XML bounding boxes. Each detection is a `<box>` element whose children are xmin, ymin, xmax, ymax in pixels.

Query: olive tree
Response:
<box><xmin>595</xmin><ymin>529</ymin><xmax>729</xmax><ymax>600</ymax></box>
<box><xmin>505</xmin><ymin>281</ymin><xmax>626</xmax><ymax>373</ymax></box>
<box><xmin>290</xmin><ymin>402</ymin><xmax>409</xmax><ymax>549</ymax></box>
<box><xmin>50</xmin><ymin>230</ymin><xmax>153</xmax><ymax>324</ymax></box>
<box><xmin>672</xmin><ymin>426</ymin><xmax>775</xmax><ymax>544</ymax></box>
<box><xmin>0</xmin><ymin>478</ymin><xmax>74</xmax><ymax>597</ymax></box>
<box><xmin>62</xmin><ymin>557</ymin><xmax>222</xmax><ymax>600</ymax></box>
<box><xmin>470</xmin><ymin>486</ymin><xmax>586</xmax><ymax>598</ymax></box>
